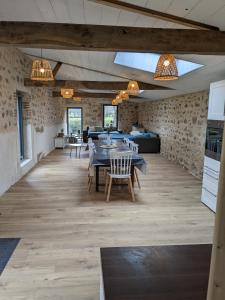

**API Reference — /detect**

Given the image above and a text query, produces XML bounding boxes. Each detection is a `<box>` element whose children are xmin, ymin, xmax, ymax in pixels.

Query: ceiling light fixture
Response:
<box><xmin>119</xmin><ymin>90</ymin><xmax>129</xmax><ymax>100</ymax></box>
<box><xmin>154</xmin><ymin>54</ymin><xmax>178</xmax><ymax>81</ymax></box>
<box><xmin>127</xmin><ymin>80</ymin><xmax>140</xmax><ymax>95</ymax></box>
<box><xmin>73</xmin><ymin>97</ymin><xmax>82</xmax><ymax>102</ymax></box>
<box><xmin>31</xmin><ymin>49</ymin><xmax>54</xmax><ymax>81</ymax></box>
<box><xmin>61</xmin><ymin>88</ymin><xmax>74</xmax><ymax>99</ymax></box>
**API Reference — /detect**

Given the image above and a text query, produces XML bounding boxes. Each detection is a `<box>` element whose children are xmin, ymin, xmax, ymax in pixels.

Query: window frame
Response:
<box><xmin>67</xmin><ymin>107</ymin><xmax>83</xmax><ymax>135</ymax></box>
<box><xmin>17</xmin><ymin>95</ymin><xmax>25</xmax><ymax>161</ymax></box>
<box><xmin>102</xmin><ymin>104</ymin><xmax>118</xmax><ymax>129</ymax></box>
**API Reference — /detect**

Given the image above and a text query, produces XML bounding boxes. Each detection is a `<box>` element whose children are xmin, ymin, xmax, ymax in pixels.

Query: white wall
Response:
<box><xmin>0</xmin><ymin>123</ymin><xmax>61</xmax><ymax>196</ymax></box>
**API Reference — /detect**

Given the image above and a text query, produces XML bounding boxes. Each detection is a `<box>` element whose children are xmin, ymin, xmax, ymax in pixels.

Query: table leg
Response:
<box><xmin>76</xmin><ymin>147</ymin><xmax>77</xmax><ymax>158</ymax></box>
<box><xmin>96</xmin><ymin>166</ymin><xmax>99</xmax><ymax>192</ymax></box>
<box><xmin>131</xmin><ymin>165</ymin><xmax>135</xmax><ymax>187</ymax></box>
<box><xmin>79</xmin><ymin>146</ymin><xmax>81</xmax><ymax>159</ymax></box>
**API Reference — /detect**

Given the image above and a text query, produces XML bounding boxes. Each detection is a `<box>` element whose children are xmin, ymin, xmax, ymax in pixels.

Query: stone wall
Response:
<box><xmin>65</xmin><ymin>98</ymin><xmax>138</xmax><ymax>133</ymax></box>
<box><xmin>0</xmin><ymin>47</ymin><xmax>65</xmax><ymax>195</ymax></box>
<box><xmin>138</xmin><ymin>91</ymin><xmax>209</xmax><ymax>178</ymax></box>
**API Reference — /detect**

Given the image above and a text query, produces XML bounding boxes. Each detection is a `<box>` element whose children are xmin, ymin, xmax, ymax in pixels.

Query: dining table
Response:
<box><xmin>91</xmin><ymin>140</ymin><xmax>147</xmax><ymax>192</ymax></box>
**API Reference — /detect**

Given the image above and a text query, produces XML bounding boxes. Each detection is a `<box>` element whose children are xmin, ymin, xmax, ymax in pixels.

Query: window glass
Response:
<box><xmin>67</xmin><ymin>108</ymin><xmax>83</xmax><ymax>135</ymax></box>
<box><xmin>103</xmin><ymin>105</ymin><xmax>118</xmax><ymax>129</ymax></box>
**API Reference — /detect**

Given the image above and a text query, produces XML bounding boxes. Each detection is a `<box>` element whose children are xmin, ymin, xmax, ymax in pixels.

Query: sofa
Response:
<box><xmin>129</xmin><ymin>132</ymin><xmax>160</xmax><ymax>153</ymax></box>
<box><xmin>85</xmin><ymin>126</ymin><xmax>160</xmax><ymax>153</ymax></box>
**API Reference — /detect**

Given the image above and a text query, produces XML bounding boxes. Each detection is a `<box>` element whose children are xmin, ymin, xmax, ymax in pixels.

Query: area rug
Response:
<box><xmin>0</xmin><ymin>238</ymin><xmax>20</xmax><ymax>275</ymax></box>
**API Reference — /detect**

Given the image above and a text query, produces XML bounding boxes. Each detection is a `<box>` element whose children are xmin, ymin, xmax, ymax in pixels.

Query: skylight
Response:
<box><xmin>114</xmin><ymin>52</ymin><xmax>204</xmax><ymax>76</ymax></box>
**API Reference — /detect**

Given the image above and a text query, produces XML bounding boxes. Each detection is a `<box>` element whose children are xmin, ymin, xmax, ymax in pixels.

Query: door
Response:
<box><xmin>208</xmin><ymin>80</ymin><xmax>225</xmax><ymax>121</ymax></box>
<box><xmin>67</xmin><ymin>108</ymin><xmax>83</xmax><ymax>135</ymax></box>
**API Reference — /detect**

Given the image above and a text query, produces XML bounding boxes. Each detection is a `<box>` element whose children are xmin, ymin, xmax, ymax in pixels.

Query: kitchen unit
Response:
<box><xmin>201</xmin><ymin>80</ymin><xmax>225</xmax><ymax>212</ymax></box>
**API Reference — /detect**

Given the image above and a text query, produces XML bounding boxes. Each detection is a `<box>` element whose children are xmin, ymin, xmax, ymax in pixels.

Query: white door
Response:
<box><xmin>208</xmin><ymin>80</ymin><xmax>225</xmax><ymax>121</ymax></box>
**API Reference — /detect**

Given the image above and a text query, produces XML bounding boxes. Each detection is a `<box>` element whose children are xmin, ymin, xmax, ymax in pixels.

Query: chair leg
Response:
<box><xmin>128</xmin><ymin>177</ymin><xmax>135</xmax><ymax>202</ymax></box>
<box><xmin>134</xmin><ymin>168</ymin><xmax>141</xmax><ymax>189</ymax></box>
<box><xmin>104</xmin><ymin>174</ymin><xmax>109</xmax><ymax>194</ymax></box>
<box><xmin>88</xmin><ymin>177</ymin><xmax>93</xmax><ymax>192</ymax></box>
<box><xmin>70</xmin><ymin>148</ymin><xmax>72</xmax><ymax>157</ymax></box>
<box><xmin>106</xmin><ymin>177</ymin><xmax>112</xmax><ymax>202</ymax></box>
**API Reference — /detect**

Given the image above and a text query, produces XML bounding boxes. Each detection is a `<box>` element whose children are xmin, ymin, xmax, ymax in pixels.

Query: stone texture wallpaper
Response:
<box><xmin>138</xmin><ymin>91</ymin><xmax>209</xmax><ymax>178</ymax></box>
<box><xmin>0</xmin><ymin>47</ymin><xmax>65</xmax><ymax>134</ymax></box>
<box><xmin>66</xmin><ymin>98</ymin><xmax>138</xmax><ymax>132</ymax></box>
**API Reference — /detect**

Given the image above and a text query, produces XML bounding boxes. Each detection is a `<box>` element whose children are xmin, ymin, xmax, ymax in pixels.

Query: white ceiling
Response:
<box><xmin>1</xmin><ymin>0</ymin><xmax>225</xmax><ymax>101</ymax></box>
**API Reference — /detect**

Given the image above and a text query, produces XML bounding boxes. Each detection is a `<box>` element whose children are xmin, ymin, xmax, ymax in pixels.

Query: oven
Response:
<box><xmin>205</xmin><ymin>120</ymin><xmax>224</xmax><ymax>161</ymax></box>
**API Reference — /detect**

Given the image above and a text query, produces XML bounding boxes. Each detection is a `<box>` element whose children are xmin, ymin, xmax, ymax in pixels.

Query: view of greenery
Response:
<box><xmin>103</xmin><ymin>105</ymin><xmax>117</xmax><ymax>128</ymax></box>
<box><xmin>68</xmin><ymin>108</ymin><xmax>82</xmax><ymax>134</ymax></box>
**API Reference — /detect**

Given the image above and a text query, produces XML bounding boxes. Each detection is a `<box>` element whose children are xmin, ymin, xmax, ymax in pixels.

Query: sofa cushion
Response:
<box><xmin>95</xmin><ymin>126</ymin><xmax>104</xmax><ymax>132</ymax></box>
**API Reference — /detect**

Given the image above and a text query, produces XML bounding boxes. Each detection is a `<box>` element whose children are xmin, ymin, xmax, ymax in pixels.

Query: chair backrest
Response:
<box><xmin>88</xmin><ymin>137</ymin><xmax>93</xmax><ymax>144</ymax></box>
<box><xmin>98</xmin><ymin>134</ymin><xmax>107</xmax><ymax>140</ymax></box>
<box><xmin>127</xmin><ymin>140</ymin><xmax>134</xmax><ymax>149</ymax></box>
<box><xmin>88</xmin><ymin>143</ymin><xmax>96</xmax><ymax>164</ymax></box>
<box><xmin>124</xmin><ymin>137</ymin><xmax>129</xmax><ymax>144</ymax></box>
<box><xmin>110</xmin><ymin>150</ymin><xmax>133</xmax><ymax>176</ymax></box>
<box><xmin>131</xmin><ymin>142</ymin><xmax>139</xmax><ymax>153</ymax></box>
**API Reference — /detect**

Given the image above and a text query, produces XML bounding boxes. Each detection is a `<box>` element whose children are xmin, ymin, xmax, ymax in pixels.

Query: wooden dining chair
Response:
<box><xmin>88</xmin><ymin>143</ymin><xmax>95</xmax><ymax>192</ymax></box>
<box><xmin>131</xmin><ymin>142</ymin><xmax>141</xmax><ymax>189</ymax></box>
<box><xmin>105</xmin><ymin>150</ymin><xmax>135</xmax><ymax>202</ymax></box>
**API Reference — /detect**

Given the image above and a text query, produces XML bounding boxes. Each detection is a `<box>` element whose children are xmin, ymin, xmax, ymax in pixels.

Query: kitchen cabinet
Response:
<box><xmin>208</xmin><ymin>79</ymin><xmax>225</xmax><ymax>121</ymax></box>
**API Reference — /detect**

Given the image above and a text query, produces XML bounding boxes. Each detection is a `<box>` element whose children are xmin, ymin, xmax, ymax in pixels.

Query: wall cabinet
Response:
<box><xmin>208</xmin><ymin>79</ymin><xmax>225</xmax><ymax>121</ymax></box>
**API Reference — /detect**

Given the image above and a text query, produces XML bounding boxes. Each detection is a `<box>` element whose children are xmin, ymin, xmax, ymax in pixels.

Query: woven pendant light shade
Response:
<box><xmin>73</xmin><ymin>97</ymin><xmax>81</xmax><ymax>102</ymax></box>
<box><xmin>31</xmin><ymin>59</ymin><xmax>54</xmax><ymax>81</ymax></box>
<box><xmin>154</xmin><ymin>54</ymin><xmax>178</xmax><ymax>81</ymax></box>
<box><xmin>119</xmin><ymin>90</ymin><xmax>129</xmax><ymax>100</ymax></box>
<box><xmin>61</xmin><ymin>88</ymin><xmax>74</xmax><ymax>99</ymax></box>
<box><xmin>116</xmin><ymin>94</ymin><xmax>122</xmax><ymax>104</ymax></box>
<box><xmin>127</xmin><ymin>81</ymin><xmax>139</xmax><ymax>96</ymax></box>
<box><xmin>112</xmin><ymin>98</ymin><xmax>117</xmax><ymax>105</ymax></box>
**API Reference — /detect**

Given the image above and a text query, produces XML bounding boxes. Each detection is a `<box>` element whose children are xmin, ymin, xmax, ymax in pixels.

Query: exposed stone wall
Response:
<box><xmin>0</xmin><ymin>47</ymin><xmax>65</xmax><ymax>134</ymax></box>
<box><xmin>138</xmin><ymin>91</ymin><xmax>209</xmax><ymax>178</ymax></box>
<box><xmin>65</xmin><ymin>98</ymin><xmax>138</xmax><ymax>132</ymax></box>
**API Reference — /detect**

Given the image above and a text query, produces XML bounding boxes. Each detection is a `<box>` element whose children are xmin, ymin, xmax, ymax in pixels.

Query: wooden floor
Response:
<box><xmin>0</xmin><ymin>150</ymin><xmax>214</xmax><ymax>300</ymax></box>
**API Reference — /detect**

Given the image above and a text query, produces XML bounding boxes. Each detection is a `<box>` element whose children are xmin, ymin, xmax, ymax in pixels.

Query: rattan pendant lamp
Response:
<box><xmin>154</xmin><ymin>54</ymin><xmax>178</xmax><ymax>81</ymax></box>
<box><xmin>31</xmin><ymin>49</ymin><xmax>54</xmax><ymax>81</ymax></box>
<box><xmin>73</xmin><ymin>97</ymin><xmax>81</xmax><ymax>102</ymax></box>
<box><xmin>61</xmin><ymin>88</ymin><xmax>74</xmax><ymax>99</ymax></box>
<box><xmin>127</xmin><ymin>80</ymin><xmax>140</xmax><ymax>95</ymax></box>
<box><xmin>119</xmin><ymin>90</ymin><xmax>129</xmax><ymax>100</ymax></box>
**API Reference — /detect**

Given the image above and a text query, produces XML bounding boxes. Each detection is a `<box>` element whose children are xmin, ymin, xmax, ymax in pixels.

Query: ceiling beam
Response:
<box><xmin>90</xmin><ymin>0</ymin><xmax>219</xmax><ymax>31</ymax></box>
<box><xmin>24</xmin><ymin>78</ymin><xmax>172</xmax><ymax>90</ymax></box>
<box><xmin>1</xmin><ymin>22</ymin><xmax>225</xmax><ymax>54</ymax></box>
<box><xmin>52</xmin><ymin>61</ymin><xmax>62</xmax><ymax>77</ymax></box>
<box><xmin>52</xmin><ymin>91</ymin><xmax>140</xmax><ymax>99</ymax></box>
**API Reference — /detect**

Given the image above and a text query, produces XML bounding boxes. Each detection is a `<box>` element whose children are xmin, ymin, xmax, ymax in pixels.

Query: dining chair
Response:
<box><xmin>123</xmin><ymin>137</ymin><xmax>129</xmax><ymax>145</ymax></box>
<box><xmin>88</xmin><ymin>142</ymin><xmax>96</xmax><ymax>192</ymax></box>
<box><xmin>98</xmin><ymin>134</ymin><xmax>107</xmax><ymax>141</ymax></box>
<box><xmin>105</xmin><ymin>150</ymin><xmax>135</xmax><ymax>202</ymax></box>
<box><xmin>131</xmin><ymin>142</ymin><xmax>141</xmax><ymax>189</ymax></box>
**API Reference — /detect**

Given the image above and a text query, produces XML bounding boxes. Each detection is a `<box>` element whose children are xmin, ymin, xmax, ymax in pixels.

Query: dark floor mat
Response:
<box><xmin>0</xmin><ymin>238</ymin><xmax>20</xmax><ymax>275</ymax></box>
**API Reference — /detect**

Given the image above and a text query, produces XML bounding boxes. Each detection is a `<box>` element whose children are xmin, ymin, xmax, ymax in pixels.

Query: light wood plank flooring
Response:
<box><xmin>0</xmin><ymin>150</ymin><xmax>214</xmax><ymax>300</ymax></box>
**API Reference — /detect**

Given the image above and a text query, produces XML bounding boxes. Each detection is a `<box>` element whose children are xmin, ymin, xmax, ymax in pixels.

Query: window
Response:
<box><xmin>67</xmin><ymin>108</ymin><xmax>83</xmax><ymax>135</ymax></box>
<box><xmin>103</xmin><ymin>105</ymin><xmax>118</xmax><ymax>129</ymax></box>
<box><xmin>114</xmin><ymin>52</ymin><xmax>204</xmax><ymax>77</ymax></box>
<box><xmin>17</xmin><ymin>95</ymin><xmax>24</xmax><ymax>161</ymax></box>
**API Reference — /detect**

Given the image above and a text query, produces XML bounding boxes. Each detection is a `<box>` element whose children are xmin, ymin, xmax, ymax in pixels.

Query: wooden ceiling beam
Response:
<box><xmin>90</xmin><ymin>0</ymin><xmax>219</xmax><ymax>31</ymax></box>
<box><xmin>1</xmin><ymin>22</ymin><xmax>225</xmax><ymax>54</ymax></box>
<box><xmin>52</xmin><ymin>61</ymin><xmax>62</xmax><ymax>77</ymax></box>
<box><xmin>52</xmin><ymin>91</ymin><xmax>140</xmax><ymax>99</ymax></box>
<box><xmin>24</xmin><ymin>78</ymin><xmax>172</xmax><ymax>90</ymax></box>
